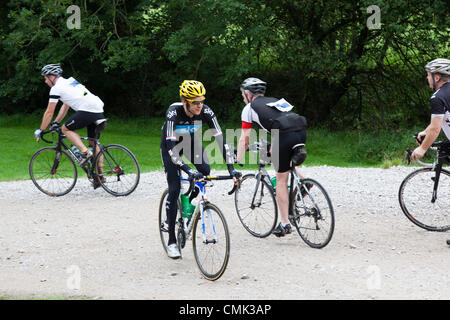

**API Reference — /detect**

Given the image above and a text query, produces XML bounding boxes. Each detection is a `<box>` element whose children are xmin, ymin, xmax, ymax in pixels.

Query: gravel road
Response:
<box><xmin>0</xmin><ymin>166</ymin><xmax>449</xmax><ymax>300</ymax></box>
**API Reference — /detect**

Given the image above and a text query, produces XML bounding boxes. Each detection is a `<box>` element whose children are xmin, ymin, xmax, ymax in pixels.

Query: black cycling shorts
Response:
<box><xmin>271</xmin><ymin>129</ymin><xmax>307</xmax><ymax>173</ymax></box>
<box><xmin>64</xmin><ymin>111</ymin><xmax>105</xmax><ymax>138</ymax></box>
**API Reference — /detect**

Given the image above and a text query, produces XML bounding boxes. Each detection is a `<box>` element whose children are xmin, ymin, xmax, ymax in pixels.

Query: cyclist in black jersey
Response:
<box><xmin>161</xmin><ymin>80</ymin><xmax>241</xmax><ymax>259</ymax></box>
<box><xmin>411</xmin><ymin>59</ymin><xmax>450</xmax><ymax>161</ymax></box>
<box><xmin>235</xmin><ymin>77</ymin><xmax>307</xmax><ymax>237</ymax></box>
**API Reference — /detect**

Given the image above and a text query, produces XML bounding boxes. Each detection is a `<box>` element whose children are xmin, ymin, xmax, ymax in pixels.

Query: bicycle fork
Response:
<box><xmin>431</xmin><ymin>162</ymin><xmax>443</xmax><ymax>203</ymax></box>
<box><xmin>199</xmin><ymin>199</ymin><xmax>218</xmax><ymax>245</ymax></box>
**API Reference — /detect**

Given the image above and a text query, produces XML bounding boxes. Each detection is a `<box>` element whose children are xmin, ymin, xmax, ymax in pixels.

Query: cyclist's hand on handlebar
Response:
<box><xmin>411</xmin><ymin>146</ymin><xmax>426</xmax><ymax>161</ymax></box>
<box><xmin>415</xmin><ymin>131</ymin><xmax>426</xmax><ymax>145</ymax></box>
<box><xmin>34</xmin><ymin>129</ymin><xmax>42</xmax><ymax>141</ymax></box>
<box><xmin>232</xmin><ymin>147</ymin><xmax>244</xmax><ymax>167</ymax></box>
<box><xmin>229</xmin><ymin>169</ymin><xmax>242</xmax><ymax>185</ymax></box>
<box><xmin>50</xmin><ymin>121</ymin><xmax>60</xmax><ymax>131</ymax></box>
<box><xmin>188</xmin><ymin>169</ymin><xmax>204</xmax><ymax>181</ymax></box>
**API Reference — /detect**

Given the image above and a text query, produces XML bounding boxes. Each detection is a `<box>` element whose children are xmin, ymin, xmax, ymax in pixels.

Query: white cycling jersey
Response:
<box><xmin>48</xmin><ymin>77</ymin><xmax>104</xmax><ymax>113</ymax></box>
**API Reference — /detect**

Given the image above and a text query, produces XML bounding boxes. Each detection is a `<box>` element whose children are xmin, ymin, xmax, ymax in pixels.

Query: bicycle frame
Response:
<box><xmin>180</xmin><ymin>179</ymin><xmax>220</xmax><ymax>244</ymax></box>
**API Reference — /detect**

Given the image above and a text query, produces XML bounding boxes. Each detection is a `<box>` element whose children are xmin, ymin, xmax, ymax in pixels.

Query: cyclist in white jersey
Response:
<box><xmin>34</xmin><ymin>64</ymin><xmax>105</xmax><ymax>166</ymax></box>
<box><xmin>411</xmin><ymin>59</ymin><xmax>450</xmax><ymax>160</ymax></box>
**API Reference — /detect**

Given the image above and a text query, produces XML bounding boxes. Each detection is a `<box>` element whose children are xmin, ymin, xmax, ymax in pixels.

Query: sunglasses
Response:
<box><xmin>186</xmin><ymin>98</ymin><xmax>205</xmax><ymax>105</ymax></box>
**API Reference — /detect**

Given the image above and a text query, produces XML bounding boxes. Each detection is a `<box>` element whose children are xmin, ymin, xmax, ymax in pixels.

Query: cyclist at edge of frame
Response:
<box><xmin>34</xmin><ymin>64</ymin><xmax>106</xmax><ymax>175</ymax></box>
<box><xmin>160</xmin><ymin>80</ymin><xmax>241</xmax><ymax>259</ymax></box>
<box><xmin>411</xmin><ymin>58</ymin><xmax>450</xmax><ymax>161</ymax></box>
<box><xmin>235</xmin><ymin>77</ymin><xmax>308</xmax><ymax>238</ymax></box>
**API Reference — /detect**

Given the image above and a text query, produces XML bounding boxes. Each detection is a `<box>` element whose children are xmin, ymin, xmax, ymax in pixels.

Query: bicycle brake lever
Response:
<box><xmin>406</xmin><ymin>148</ymin><xmax>412</xmax><ymax>165</ymax></box>
<box><xmin>227</xmin><ymin>179</ymin><xmax>240</xmax><ymax>195</ymax></box>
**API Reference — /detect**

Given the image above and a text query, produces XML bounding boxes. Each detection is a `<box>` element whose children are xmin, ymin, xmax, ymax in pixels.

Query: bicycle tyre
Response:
<box><xmin>398</xmin><ymin>167</ymin><xmax>450</xmax><ymax>231</ymax></box>
<box><xmin>290</xmin><ymin>178</ymin><xmax>335</xmax><ymax>248</ymax></box>
<box><xmin>29</xmin><ymin>147</ymin><xmax>77</xmax><ymax>197</ymax></box>
<box><xmin>158</xmin><ymin>188</ymin><xmax>183</xmax><ymax>254</ymax></box>
<box><xmin>192</xmin><ymin>203</ymin><xmax>230</xmax><ymax>281</ymax></box>
<box><xmin>95</xmin><ymin>144</ymin><xmax>140</xmax><ymax>196</ymax></box>
<box><xmin>234</xmin><ymin>173</ymin><xmax>278</xmax><ymax>238</ymax></box>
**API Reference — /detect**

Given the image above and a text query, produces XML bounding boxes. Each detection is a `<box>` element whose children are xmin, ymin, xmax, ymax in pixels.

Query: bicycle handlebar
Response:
<box><xmin>406</xmin><ymin>133</ymin><xmax>442</xmax><ymax>166</ymax></box>
<box><xmin>39</xmin><ymin>128</ymin><xmax>61</xmax><ymax>144</ymax></box>
<box><xmin>183</xmin><ymin>175</ymin><xmax>240</xmax><ymax>196</ymax></box>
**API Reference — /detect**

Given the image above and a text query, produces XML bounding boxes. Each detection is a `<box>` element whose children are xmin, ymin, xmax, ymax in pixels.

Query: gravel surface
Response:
<box><xmin>0</xmin><ymin>166</ymin><xmax>449</xmax><ymax>300</ymax></box>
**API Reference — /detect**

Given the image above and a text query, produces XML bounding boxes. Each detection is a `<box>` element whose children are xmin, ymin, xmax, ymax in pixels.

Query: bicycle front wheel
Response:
<box><xmin>192</xmin><ymin>203</ymin><xmax>230</xmax><ymax>281</ymax></box>
<box><xmin>95</xmin><ymin>144</ymin><xmax>140</xmax><ymax>196</ymax></box>
<box><xmin>290</xmin><ymin>178</ymin><xmax>335</xmax><ymax>248</ymax></box>
<box><xmin>158</xmin><ymin>188</ymin><xmax>182</xmax><ymax>254</ymax></box>
<box><xmin>234</xmin><ymin>174</ymin><xmax>278</xmax><ymax>237</ymax></box>
<box><xmin>399</xmin><ymin>168</ymin><xmax>450</xmax><ymax>231</ymax></box>
<box><xmin>29</xmin><ymin>147</ymin><xmax>77</xmax><ymax>197</ymax></box>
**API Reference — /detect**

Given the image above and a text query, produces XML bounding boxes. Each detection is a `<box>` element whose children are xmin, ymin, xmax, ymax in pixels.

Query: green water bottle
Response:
<box><xmin>181</xmin><ymin>194</ymin><xmax>195</xmax><ymax>218</ymax></box>
<box><xmin>270</xmin><ymin>176</ymin><xmax>289</xmax><ymax>190</ymax></box>
<box><xmin>270</xmin><ymin>177</ymin><xmax>277</xmax><ymax>188</ymax></box>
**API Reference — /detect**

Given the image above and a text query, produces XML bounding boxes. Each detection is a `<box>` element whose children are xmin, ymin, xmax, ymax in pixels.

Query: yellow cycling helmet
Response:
<box><xmin>179</xmin><ymin>80</ymin><xmax>206</xmax><ymax>98</ymax></box>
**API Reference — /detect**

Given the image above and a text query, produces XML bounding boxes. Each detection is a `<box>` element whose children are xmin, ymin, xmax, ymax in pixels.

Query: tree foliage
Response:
<box><xmin>0</xmin><ymin>0</ymin><xmax>448</xmax><ymax>129</ymax></box>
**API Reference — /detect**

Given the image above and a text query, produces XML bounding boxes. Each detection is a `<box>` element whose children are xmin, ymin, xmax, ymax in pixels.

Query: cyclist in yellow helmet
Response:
<box><xmin>160</xmin><ymin>80</ymin><xmax>241</xmax><ymax>259</ymax></box>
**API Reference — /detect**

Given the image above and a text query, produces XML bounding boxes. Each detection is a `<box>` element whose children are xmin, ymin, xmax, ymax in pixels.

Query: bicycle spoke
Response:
<box><xmin>399</xmin><ymin>168</ymin><xmax>450</xmax><ymax>231</ymax></box>
<box><xmin>291</xmin><ymin>179</ymin><xmax>335</xmax><ymax>248</ymax></box>
<box><xmin>96</xmin><ymin>144</ymin><xmax>140</xmax><ymax>196</ymax></box>
<box><xmin>235</xmin><ymin>174</ymin><xmax>278</xmax><ymax>237</ymax></box>
<box><xmin>193</xmin><ymin>204</ymin><xmax>230</xmax><ymax>281</ymax></box>
<box><xmin>29</xmin><ymin>148</ymin><xmax>77</xmax><ymax>196</ymax></box>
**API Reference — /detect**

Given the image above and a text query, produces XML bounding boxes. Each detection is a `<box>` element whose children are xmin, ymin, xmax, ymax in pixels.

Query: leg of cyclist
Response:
<box><xmin>271</xmin><ymin>130</ymin><xmax>306</xmax><ymax>237</ymax></box>
<box><xmin>161</xmin><ymin>144</ymin><xmax>182</xmax><ymax>258</ymax></box>
<box><xmin>63</xmin><ymin>111</ymin><xmax>104</xmax><ymax>164</ymax></box>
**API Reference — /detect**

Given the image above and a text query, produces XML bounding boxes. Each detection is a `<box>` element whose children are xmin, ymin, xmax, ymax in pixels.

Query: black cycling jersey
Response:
<box><xmin>430</xmin><ymin>82</ymin><xmax>450</xmax><ymax>140</ymax></box>
<box><xmin>160</xmin><ymin>102</ymin><xmax>234</xmax><ymax>246</ymax></box>
<box><xmin>241</xmin><ymin>96</ymin><xmax>306</xmax><ymax>133</ymax></box>
<box><xmin>161</xmin><ymin>102</ymin><xmax>233</xmax><ymax>172</ymax></box>
<box><xmin>241</xmin><ymin>96</ymin><xmax>307</xmax><ymax>172</ymax></box>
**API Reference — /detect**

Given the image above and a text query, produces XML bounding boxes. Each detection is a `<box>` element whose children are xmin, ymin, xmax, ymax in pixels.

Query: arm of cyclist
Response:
<box><xmin>53</xmin><ymin>103</ymin><xmax>70</xmax><ymax>124</ymax></box>
<box><xmin>236</xmin><ymin>127</ymin><xmax>251</xmax><ymax>164</ymax></box>
<box><xmin>203</xmin><ymin>106</ymin><xmax>241</xmax><ymax>181</ymax></box>
<box><xmin>34</xmin><ymin>101</ymin><xmax>57</xmax><ymax>140</ymax></box>
<box><xmin>411</xmin><ymin>116</ymin><xmax>442</xmax><ymax>160</ymax></box>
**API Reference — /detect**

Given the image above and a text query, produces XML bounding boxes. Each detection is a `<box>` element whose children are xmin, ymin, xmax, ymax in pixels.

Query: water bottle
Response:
<box><xmin>181</xmin><ymin>194</ymin><xmax>195</xmax><ymax>219</ymax></box>
<box><xmin>270</xmin><ymin>176</ymin><xmax>289</xmax><ymax>190</ymax></box>
<box><xmin>270</xmin><ymin>177</ymin><xmax>277</xmax><ymax>188</ymax></box>
<box><xmin>70</xmin><ymin>145</ymin><xmax>82</xmax><ymax>162</ymax></box>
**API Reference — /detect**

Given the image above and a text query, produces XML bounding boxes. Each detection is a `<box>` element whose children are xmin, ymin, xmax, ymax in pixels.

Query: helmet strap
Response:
<box><xmin>46</xmin><ymin>75</ymin><xmax>59</xmax><ymax>87</ymax></box>
<box><xmin>183</xmin><ymin>99</ymin><xmax>195</xmax><ymax>118</ymax></box>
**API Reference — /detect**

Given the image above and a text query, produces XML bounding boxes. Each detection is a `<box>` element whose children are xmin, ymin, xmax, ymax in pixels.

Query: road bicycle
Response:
<box><xmin>398</xmin><ymin>135</ymin><xmax>450</xmax><ymax>231</ymax></box>
<box><xmin>29</xmin><ymin>120</ymin><xmax>140</xmax><ymax>197</ymax></box>
<box><xmin>234</xmin><ymin>139</ymin><xmax>335</xmax><ymax>248</ymax></box>
<box><xmin>158</xmin><ymin>174</ymin><xmax>238</xmax><ymax>281</ymax></box>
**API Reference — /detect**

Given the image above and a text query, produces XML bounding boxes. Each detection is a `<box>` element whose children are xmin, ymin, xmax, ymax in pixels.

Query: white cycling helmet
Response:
<box><xmin>424</xmin><ymin>58</ymin><xmax>450</xmax><ymax>76</ymax></box>
<box><xmin>240</xmin><ymin>77</ymin><xmax>267</xmax><ymax>94</ymax></box>
<box><xmin>41</xmin><ymin>64</ymin><xmax>63</xmax><ymax>77</ymax></box>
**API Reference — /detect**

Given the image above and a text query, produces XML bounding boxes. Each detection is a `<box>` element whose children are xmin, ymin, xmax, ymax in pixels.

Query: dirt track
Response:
<box><xmin>0</xmin><ymin>167</ymin><xmax>449</xmax><ymax>300</ymax></box>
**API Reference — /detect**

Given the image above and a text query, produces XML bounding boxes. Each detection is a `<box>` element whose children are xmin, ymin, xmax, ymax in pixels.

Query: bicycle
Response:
<box><xmin>158</xmin><ymin>174</ymin><xmax>238</xmax><ymax>281</ymax></box>
<box><xmin>234</xmin><ymin>139</ymin><xmax>335</xmax><ymax>248</ymax></box>
<box><xmin>234</xmin><ymin>140</ymin><xmax>278</xmax><ymax>238</ymax></box>
<box><xmin>398</xmin><ymin>135</ymin><xmax>450</xmax><ymax>231</ymax></box>
<box><xmin>29</xmin><ymin>120</ymin><xmax>140</xmax><ymax>197</ymax></box>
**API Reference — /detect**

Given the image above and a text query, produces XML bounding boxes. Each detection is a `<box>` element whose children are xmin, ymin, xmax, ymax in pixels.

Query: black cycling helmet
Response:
<box><xmin>240</xmin><ymin>77</ymin><xmax>267</xmax><ymax>94</ymax></box>
<box><xmin>41</xmin><ymin>64</ymin><xmax>63</xmax><ymax>77</ymax></box>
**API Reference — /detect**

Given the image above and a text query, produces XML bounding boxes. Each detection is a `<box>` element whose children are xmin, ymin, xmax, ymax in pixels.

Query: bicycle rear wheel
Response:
<box><xmin>158</xmin><ymin>188</ymin><xmax>182</xmax><ymax>254</ymax></box>
<box><xmin>95</xmin><ymin>144</ymin><xmax>140</xmax><ymax>196</ymax></box>
<box><xmin>192</xmin><ymin>203</ymin><xmax>230</xmax><ymax>281</ymax></box>
<box><xmin>398</xmin><ymin>168</ymin><xmax>450</xmax><ymax>231</ymax></box>
<box><xmin>290</xmin><ymin>178</ymin><xmax>335</xmax><ymax>248</ymax></box>
<box><xmin>234</xmin><ymin>174</ymin><xmax>278</xmax><ymax>237</ymax></box>
<box><xmin>29</xmin><ymin>147</ymin><xmax>77</xmax><ymax>197</ymax></box>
